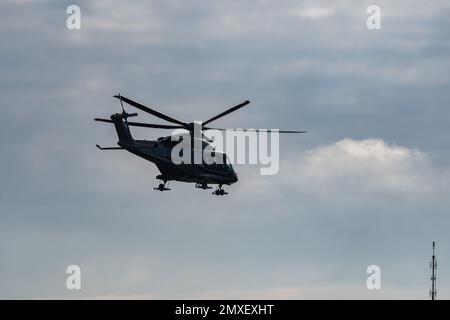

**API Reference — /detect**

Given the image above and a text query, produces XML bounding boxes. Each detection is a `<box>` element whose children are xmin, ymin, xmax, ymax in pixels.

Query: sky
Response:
<box><xmin>1</xmin><ymin>0</ymin><xmax>450</xmax><ymax>299</ymax></box>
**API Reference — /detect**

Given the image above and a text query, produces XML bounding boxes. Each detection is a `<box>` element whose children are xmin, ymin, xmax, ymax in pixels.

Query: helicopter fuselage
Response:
<box><xmin>121</xmin><ymin>139</ymin><xmax>238</xmax><ymax>185</ymax></box>
<box><xmin>113</xmin><ymin>114</ymin><xmax>238</xmax><ymax>186</ymax></box>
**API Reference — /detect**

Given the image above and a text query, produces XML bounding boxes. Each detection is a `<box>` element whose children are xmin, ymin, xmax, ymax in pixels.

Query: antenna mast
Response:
<box><xmin>430</xmin><ymin>241</ymin><xmax>437</xmax><ymax>300</ymax></box>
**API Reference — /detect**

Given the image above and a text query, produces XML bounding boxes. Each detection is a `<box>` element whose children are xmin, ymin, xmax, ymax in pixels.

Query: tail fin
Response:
<box><xmin>110</xmin><ymin>114</ymin><xmax>135</xmax><ymax>146</ymax></box>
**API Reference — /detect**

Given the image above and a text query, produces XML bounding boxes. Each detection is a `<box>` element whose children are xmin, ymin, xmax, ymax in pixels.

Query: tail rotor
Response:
<box><xmin>117</xmin><ymin>93</ymin><xmax>138</xmax><ymax>120</ymax></box>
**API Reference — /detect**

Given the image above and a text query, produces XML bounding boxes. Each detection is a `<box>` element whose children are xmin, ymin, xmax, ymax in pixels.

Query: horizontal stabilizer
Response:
<box><xmin>95</xmin><ymin>118</ymin><xmax>114</xmax><ymax>124</ymax></box>
<box><xmin>96</xmin><ymin>144</ymin><xmax>123</xmax><ymax>150</ymax></box>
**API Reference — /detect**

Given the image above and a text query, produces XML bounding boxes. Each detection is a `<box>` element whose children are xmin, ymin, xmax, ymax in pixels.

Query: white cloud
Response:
<box><xmin>277</xmin><ymin>139</ymin><xmax>445</xmax><ymax>200</ymax></box>
<box><xmin>293</xmin><ymin>7</ymin><xmax>333</xmax><ymax>19</ymax></box>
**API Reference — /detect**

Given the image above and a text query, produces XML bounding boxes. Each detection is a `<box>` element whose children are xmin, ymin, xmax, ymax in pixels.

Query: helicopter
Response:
<box><xmin>95</xmin><ymin>94</ymin><xmax>306</xmax><ymax>195</ymax></box>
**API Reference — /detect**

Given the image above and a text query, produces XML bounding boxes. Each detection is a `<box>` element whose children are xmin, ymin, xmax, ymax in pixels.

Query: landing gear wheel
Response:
<box><xmin>154</xmin><ymin>179</ymin><xmax>171</xmax><ymax>191</ymax></box>
<box><xmin>212</xmin><ymin>185</ymin><xmax>228</xmax><ymax>196</ymax></box>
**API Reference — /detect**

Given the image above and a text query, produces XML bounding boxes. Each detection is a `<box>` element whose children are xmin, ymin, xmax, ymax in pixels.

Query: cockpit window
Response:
<box><xmin>222</xmin><ymin>154</ymin><xmax>233</xmax><ymax>169</ymax></box>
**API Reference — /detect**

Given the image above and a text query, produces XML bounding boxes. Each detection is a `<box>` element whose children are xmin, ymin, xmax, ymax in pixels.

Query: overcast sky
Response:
<box><xmin>1</xmin><ymin>0</ymin><xmax>450</xmax><ymax>299</ymax></box>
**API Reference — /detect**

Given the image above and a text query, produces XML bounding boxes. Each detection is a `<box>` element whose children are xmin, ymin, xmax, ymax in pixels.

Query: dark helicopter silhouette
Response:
<box><xmin>95</xmin><ymin>95</ymin><xmax>306</xmax><ymax>195</ymax></box>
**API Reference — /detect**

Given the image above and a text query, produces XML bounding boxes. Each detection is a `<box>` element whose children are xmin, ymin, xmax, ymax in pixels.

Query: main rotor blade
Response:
<box><xmin>114</xmin><ymin>95</ymin><xmax>187</xmax><ymax>127</ymax></box>
<box><xmin>127</xmin><ymin>122</ymin><xmax>185</xmax><ymax>129</ymax></box>
<box><xmin>95</xmin><ymin>118</ymin><xmax>184</xmax><ymax>129</ymax></box>
<box><xmin>203</xmin><ymin>100</ymin><xmax>250</xmax><ymax>126</ymax></box>
<box><xmin>204</xmin><ymin>127</ymin><xmax>307</xmax><ymax>133</ymax></box>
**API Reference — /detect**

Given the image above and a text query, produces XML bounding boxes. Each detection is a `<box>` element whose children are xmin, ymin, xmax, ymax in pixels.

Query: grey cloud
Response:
<box><xmin>1</xmin><ymin>0</ymin><xmax>449</xmax><ymax>299</ymax></box>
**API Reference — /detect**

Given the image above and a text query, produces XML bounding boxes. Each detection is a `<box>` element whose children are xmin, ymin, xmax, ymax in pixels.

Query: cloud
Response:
<box><xmin>288</xmin><ymin>139</ymin><xmax>438</xmax><ymax>196</ymax></box>
<box><xmin>229</xmin><ymin>137</ymin><xmax>450</xmax><ymax>224</ymax></box>
<box><xmin>293</xmin><ymin>7</ymin><xmax>334</xmax><ymax>19</ymax></box>
<box><xmin>233</xmin><ymin>138</ymin><xmax>449</xmax><ymax>212</ymax></box>
<box><xmin>1</xmin><ymin>0</ymin><xmax>450</xmax><ymax>299</ymax></box>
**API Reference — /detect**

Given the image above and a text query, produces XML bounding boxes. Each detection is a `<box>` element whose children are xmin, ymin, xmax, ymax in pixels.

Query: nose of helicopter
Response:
<box><xmin>232</xmin><ymin>171</ymin><xmax>238</xmax><ymax>183</ymax></box>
